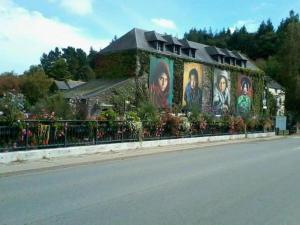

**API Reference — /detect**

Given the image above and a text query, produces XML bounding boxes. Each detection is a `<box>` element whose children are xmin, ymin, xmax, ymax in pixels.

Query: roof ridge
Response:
<box><xmin>132</xmin><ymin>28</ymin><xmax>138</xmax><ymax>49</ymax></box>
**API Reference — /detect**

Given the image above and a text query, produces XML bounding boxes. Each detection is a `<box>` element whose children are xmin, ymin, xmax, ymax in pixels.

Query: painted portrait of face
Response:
<box><xmin>217</xmin><ymin>75</ymin><xmax>228</xmax><ymax>93</ymax></box>
<box><xmin>158</xmin><ymin>71</ymin><xmax>169</xmax><ymax>92</ymax></box>
<box><xmin>149</xmin><ymin>56</ymin><xmax>173</xmax><ymax>109</ymax></box>
<box><xmin>182</xmin><ymin>63</ymin><xmax>203</xmax><ymax>111</ymax></box>
<box><xmin>237</xmin><ymin>75</ymin><xmax>253</xmax><ymax>116</ymax></box>
<box><xmin>213</xmin><ymin>69</ymin><xmax>231</xmax><ymax>115</ymax></box>
<box><xmin>189</xmin><ymin>69</ymin><xmax>199</xmax><ymax>90</ymax></box>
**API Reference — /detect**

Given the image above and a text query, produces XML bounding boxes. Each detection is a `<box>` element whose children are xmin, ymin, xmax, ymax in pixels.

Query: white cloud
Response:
<box><xmin>230</xmin><ymin>20</ymin><xmax>259</xmax><ymax>33</ymax></box>
<box><xmin>151</xmin><ymin>18</ymin><xmax>177</xmax><ymax>30</ymax></box>
<box><xmin>0</xmin><ymin>0</ymin><xmax>109</xmax><ymax>74</ymax></box>
<box><xmin>49</xmin><ymin>0</ymin><xmax>94</xmax><ymax>16</ymax></box>
<box><xmin>252</xmin><ymin>2</ymin><xmax>273</xmax><ymax>11</ymax></box>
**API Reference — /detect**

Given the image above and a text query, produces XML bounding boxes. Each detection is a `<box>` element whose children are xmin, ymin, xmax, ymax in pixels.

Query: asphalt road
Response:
<box><xmin>1</xmin><ymin>136</ymin><xmax>300</xmax><ymax>225</ymax></box>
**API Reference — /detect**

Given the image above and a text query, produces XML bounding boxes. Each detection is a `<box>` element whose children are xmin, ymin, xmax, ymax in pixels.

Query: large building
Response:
<box><xmin>65</xmin><ymin>28</ymin><xmax>269</xmax><ymax>118</ymax></box>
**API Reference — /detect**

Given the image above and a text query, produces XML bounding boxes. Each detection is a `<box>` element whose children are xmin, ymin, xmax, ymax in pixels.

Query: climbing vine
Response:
<box><xmin>94</xmin><ymin>50</ymin><xmax>137</xmax><ymax>78</ymax></box>
<box><xmin>98</xmin><ymin>50</ymin><xmax>265</xmax><ymax>116</ymax></box>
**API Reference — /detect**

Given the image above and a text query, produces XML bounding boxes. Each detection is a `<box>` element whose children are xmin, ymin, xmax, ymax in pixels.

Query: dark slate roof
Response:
<box><xmin>67</xmin><ymin>80</ymin><xmax>86</xmax><ymax>89</ymax></box>
<box><xmin>232</xmin><ymin>51</ymin><xmax>248</xmax><ymax>61</ymax></box>
<box><xmin>63</xmin><ymin>78</ymin><xmax>128</xmax><ymax>99</ymax></box>
<box><xmin>100</xmin><ymin>29</ymin><xmax>138</xmax><ymax>53</ymax></box>
<box><xmin>54</xmin><ymin>80</ymin><xmax>69</xmax><ymax>90</ymax></box>
<box><xmin>205</xmin><ymin>46</ymin><xmax>226</xmax><ymax>56</ymax></box>
<box><xmin>145</xmin><ymin>31</ymin><xmax>167</xmax><ymax>42</ymax></box>
<box><xmin>265</xmin><ymin>76</ymin><xmax>285</xmax><ymax>90</ymax></box>
<box><xmin>162</xmin><ymin>35</ymin><xmax>182</xmax><ymax>46</ymax></box>
<box><xmin>222</xmin><ymin>48</ymin><xmax>237</xmax><ymax>58</ymax></box>
<box><xmin>180</xmin><ymin>39</ymin><xmax>197</xmax><ymax>49</ymax></box>
<box><xmin>54</xmin><ymin>80</ymin><xmax>86</xmax><ymax>90</ymax></box>
<box><xmin>99</xmin><ymin>28</ymin><xmax>259</xmax><ymax>71</ymax></box>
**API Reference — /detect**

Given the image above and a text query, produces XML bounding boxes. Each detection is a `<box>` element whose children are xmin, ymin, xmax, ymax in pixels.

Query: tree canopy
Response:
<box><xmin>40</xmin><ymin>46</ymin><xmax>97</xmax><ymax>81</ymax></box>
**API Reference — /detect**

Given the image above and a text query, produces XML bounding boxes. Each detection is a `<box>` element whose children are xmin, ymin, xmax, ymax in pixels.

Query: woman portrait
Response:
<box><xmin>237</xmin><ymin>76</ymin><xmax>252</xmax><ymax>115</ymax></box>
<box><xmin>213</xmin><ymin>70</ymin><xmax>230</xmax><ymax>115</ymax></box>
<box><xmin>184</xmin><ymin>68</ymin><xmax>202</xmax><ymax>110</ymax></box>
<box><xmin>149</xmin><ymin>59</ymin><xmax>172</xmax><ymax>109</ymax></box>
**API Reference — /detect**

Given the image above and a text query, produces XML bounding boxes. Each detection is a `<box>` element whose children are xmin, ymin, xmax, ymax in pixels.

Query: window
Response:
<box><xmin>231</xmin><ymin>58</ymin><xmax>236</xmax><ymax>66</ymax></box>
<box><xmin>212</xmin><ymin>55</ymin><xmax>219</xmax><ymax>62</ymax></box>
<box><xmin>236</xmin><ymin>60</ymin><xmax>242</xmax><ymax>67</ymax></box>
<box><xmin>219</xmin><ymin>56</ymin><xmax>224</xmax><ymax>63</ymax></box>
<box><xmin>190</xmin><ymin>49</ymin><xmax>196</xmax><ymax>58</ymax></box>
<box><xmin>225</xmin><ymin>57</ymin><xmax>230</xmax><ymax>64</ymax></box>
<box><xmin>174</xmin><ymin>45</ymin><xmax>180</xmax><ymax>55</ymax></box>
<box><xmin>157</xmin><ymin>42</ymin><xmax>164</xmax><ymax>51</ymax></box>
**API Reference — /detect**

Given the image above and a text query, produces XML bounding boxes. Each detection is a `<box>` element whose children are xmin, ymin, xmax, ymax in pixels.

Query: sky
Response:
<box><xmin>1</xmin><ymin>0</ymin><xmax>300</xmax><ymax>74</ymax></box>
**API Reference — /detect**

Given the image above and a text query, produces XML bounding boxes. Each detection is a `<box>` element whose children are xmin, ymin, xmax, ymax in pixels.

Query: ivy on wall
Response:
<box><xmin>251</xmin><ymin>75</ymin><xmax>264</xmax><ymax>116</ymax></box>
<box><xmin>95</xmin><ymin>49</ymin><xmax>265</xmax><ymax>116</ymax></box>
<box><xmin>202</xmin><ymin>65</ymin><xmax>214</xmax><ymax>113</ymax></box>
<box><xmin>137</xmin><ymin>50</ymin><xmax>265</xmax><ymax>116</ymax></box>
<box><xmin>94</xmin><ymin>50</ymin><xmax>137</xmax><ymax>78</ymax></box>
<box><xmin>230</xmin><ymin>70</ymin><xmax>238</xmax><ymax>114</ymax></box>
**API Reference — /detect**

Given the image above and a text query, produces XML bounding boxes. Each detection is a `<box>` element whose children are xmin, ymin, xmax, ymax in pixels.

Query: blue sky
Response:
<box><xmin>1</xmin><ymin>0</ymin><xmax>300</xmax><ymax>74</ymax></box>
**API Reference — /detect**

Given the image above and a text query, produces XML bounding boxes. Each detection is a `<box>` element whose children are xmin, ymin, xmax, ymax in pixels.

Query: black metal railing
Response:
<box><xmin>0</xmin><ymin>120</ymin><xmax>270</xmax><ymax>152</ymax></box>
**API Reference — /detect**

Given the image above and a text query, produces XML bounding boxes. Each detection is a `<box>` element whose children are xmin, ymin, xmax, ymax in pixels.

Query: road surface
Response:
<box><xmin>1</xmin><ymin>136</ymin><xmax>300</xmax><ymax>225</ymax></box>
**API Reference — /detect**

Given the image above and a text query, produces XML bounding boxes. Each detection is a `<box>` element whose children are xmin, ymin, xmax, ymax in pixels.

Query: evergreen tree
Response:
<box><xmin>277</xmin><ymin>22</ymin><xmax>300</xmax><ymax>119</ymax></box>
<box><xmin>254</xmin><ymin>19</ymin><xmax>277</xmax><ymax>59</ymax></box>
<box><xmin>40</xmin><ymin>47</ymin><xmax>62</xmax><ymax>75</ymax></box>
<box><xmin>87</xmin><ymin>47</ymin><xmax>98</xmax><ymax>69</ymax></box>
<box><xmin>47</xmin><ymin>58</ymin><xmax>72</xmax><ymax>80</ymax></box>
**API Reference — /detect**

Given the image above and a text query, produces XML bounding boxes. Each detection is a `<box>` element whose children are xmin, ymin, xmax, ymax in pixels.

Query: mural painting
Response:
<box><xmin>237</xmin><ymin>74</ymin><xmax>253</xmax><ymax>116</ymax></box>
<box><xmin>149</xmin><ymin>56</ymin><xmax>173</xmax><ymax>109</ymax></box>
<box><xmin>213</xmin><ymin>69</ymin><xmax>231</xmax><ymax>115</ymax></box>
<box><xmin>182</xmin><ymin>63</ymin><xmax>203</xmax><ymax>111</ymax></box>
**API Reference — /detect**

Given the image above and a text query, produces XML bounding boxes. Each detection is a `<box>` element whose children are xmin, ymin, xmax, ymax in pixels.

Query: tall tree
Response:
<box><xmin>20</xmin><ymin>66</ymin><xmax>53</xmax><ymax>105</ymax></box>
<box><xmin>227</xmin><ymin>26</ymin><xmax>255</xmax><ymax>57</ymax></box>
<box><xmin>40</xmin><ymin>47</ymin><xmax>62</xmax><ymax>75</ymax></box>
<box><xmin>254</xmin><ymin>19</ymin><xmax>277</xmax><ymax>59</ymax></box>
<box><xmin>87</xmin><ymin>47</ymin><xmax>98</xmax><ymax>69</ymax></box>
<box><xmin>277</xmin><ymin>22</ymin><xmax>300</xmax><ymax>119</ymax></box>
<box><xmin>47</xmin><ymin>58</ymin><xmax>72</xmax><ymax>81</ymax></box>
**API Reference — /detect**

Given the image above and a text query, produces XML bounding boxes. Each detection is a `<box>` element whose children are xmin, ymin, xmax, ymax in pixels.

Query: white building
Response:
<box><xmin>266</xmin><ymin>76</ymin><xmax>285</xmax><ymax>116</ymax></box>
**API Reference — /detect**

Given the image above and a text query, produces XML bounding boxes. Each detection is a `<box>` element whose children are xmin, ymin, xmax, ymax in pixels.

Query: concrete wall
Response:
<box><xmin>0</xmin><ymin>132</ymin><xmax>275</xmax><ymax>164</ymax></box>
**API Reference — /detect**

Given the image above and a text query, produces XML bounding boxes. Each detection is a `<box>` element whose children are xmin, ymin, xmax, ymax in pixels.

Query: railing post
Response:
<box><xmin>121</xmin><ymin>120</ymin><xmax>124</xmax><ymax>142</ymax></box>
<box><xmin>95</xmin><ymin>121</ymin><xmax>98</xmax><ymax>145</ymax></box>
<box><xmin>64</xmin><ymin>122</ymin><xmax>67</xmax><ymax>147</ymax></box>
<box><xmin>25</xmin><ymin>122</ymin><xmax>29</xmax><ymax>150</ymax></box>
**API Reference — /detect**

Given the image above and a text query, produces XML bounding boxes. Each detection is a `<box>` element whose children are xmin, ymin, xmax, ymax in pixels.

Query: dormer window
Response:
<box><xmin>225</xmin><ymin>57</ymin><xmax>230</xmax><ymax>64</ymax></box>
<box><xmin>145</xmin><ymin>31</ymin><xmax>167</xmax><ymax>52</ymax></box>
<box><xmin>174</xmin><ymin>45</ymin><xmax>181</xmax><ymax>55</ymax></box>
<box><xmin>236</xmin><ymin>60</ymin><xmax>242</xmax><ymax>67</ymax></box>
<box><xmin>242</xmin><ymin>60</ymin><xmax>247</xmax><ymax>68</ymax></box>
<box><xmin>231</xmin><ymin>58</ymin><xmax>236</xmax><ymax>66</ymax></box>
<box><xmin>157</xmin><ymin>41</ymin><xmax>164</xmax><ymax>51</ymax></box>
<box><xmin>162</xmin><ymin>35</ymin><xmax>182</xmax><ymax>55</ymax></box>
<box><xmin>232</xmin><ymin>51</ymin><xmax>248</xmax><ymax>68</ymax></box>
<box><xmin>205</xmin><ymin>46</ymin><xmax>226</xmax><ymax>64</ymax></box>
<box><xmin>220</xmin><ymin>56</ymin><xmax>224</xmax><ymax>63</ymax></box>
<box><xmin>190</xmin><ymin>49</ymin><xmax>196</xmax><ymax>58</ymax></box>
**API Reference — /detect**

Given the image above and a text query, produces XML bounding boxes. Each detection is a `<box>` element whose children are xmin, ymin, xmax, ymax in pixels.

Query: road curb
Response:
<box><xmin>0</xmin><ymin>133</ymin><xmax>282</xmax><ymax>176</ymax></box>
<box><xmin>0</xmin><ymin>132</ymin><xmax>276</xmax><ymax>165</ymax></box>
